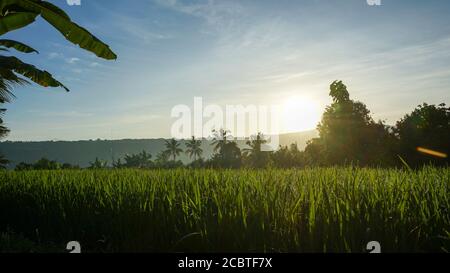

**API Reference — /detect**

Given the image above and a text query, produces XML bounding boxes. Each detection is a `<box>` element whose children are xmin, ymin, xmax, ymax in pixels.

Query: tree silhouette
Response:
<box><xmin>305</xmin><ymin>80</ymin><xmax>395</xmax><ymax>166</ymax></box>
<box><xmin>210</xmin><ymin>129</ymin><xmax>241</xmax><ymax>168</ymax></box>
<box><xmin>89</xmin><ymin>157</ymin><xmax>108</xmax><ymax>169</ymax></box>
<box><xmin>395</xmin><ymin>103</ymin><xmax>449</xmax><ymax>166</ymax></box>
<box><xmin>164</xmin><ymin>138</ymin><xmax>183</xmax><ymax>161</ymax></box>
<box><xmin>185</xmin><ymin>136</ymin><xmax>203</xmax><ymax>161</ymax></box>
<box><xmin>243</xmin><ymin>132</ymin><xmax>270</xmax><ymax>168</ymax></box>
<box><xmin>33</xmin><ymin>158</ymin><xmax>60</xmax><ymax>170</ymax></box>
<box><xmin>211</xmin><ymin>129</ymin><xmax>230</xmax><ymax>153</ymax></box>
<box><xmin>156</xmin><ymin>150</ymin><xmax>170</xmax><ymax>163</ymax></box>
<box><xmin>119</xmin><ymin>150</ymin><xmax>153</xmax><ymax>169</ymax></box>
<box><xmin>271</xmin><ymin>143</ymin><xmax>305</xmax><ymax>168</ymax></box>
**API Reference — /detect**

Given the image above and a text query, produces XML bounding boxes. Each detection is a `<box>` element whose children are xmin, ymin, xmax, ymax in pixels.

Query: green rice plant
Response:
<box><xmin>0</xmin><ymin>167</ymin><xmax>448</xmax><ymax>252</ymax></box>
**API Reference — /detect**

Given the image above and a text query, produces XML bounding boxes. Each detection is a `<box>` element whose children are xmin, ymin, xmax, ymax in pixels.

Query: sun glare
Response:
<box><xmin>282</xmin><ymin>96</ymin><xmax>321</xmax><ymax>133</ymax></box>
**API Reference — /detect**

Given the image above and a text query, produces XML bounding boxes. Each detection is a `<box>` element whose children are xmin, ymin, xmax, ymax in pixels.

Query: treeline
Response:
<box><xmin>13</xmin><ymin>81</ymin><xmax>449</xmax><ymax>170</ymax></box>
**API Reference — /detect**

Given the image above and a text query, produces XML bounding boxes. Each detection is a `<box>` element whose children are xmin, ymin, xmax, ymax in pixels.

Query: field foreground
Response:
<box><xmin>0</xmin><ymin>167</ymin><xmax>449</xmax><ymax>253</ymax></box>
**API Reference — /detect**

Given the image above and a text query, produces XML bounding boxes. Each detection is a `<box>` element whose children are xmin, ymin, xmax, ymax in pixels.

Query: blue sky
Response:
<box><xmin>2</xmin><ymin>0</ymin><xmax>450</xmax><ymax>141</ymax></box>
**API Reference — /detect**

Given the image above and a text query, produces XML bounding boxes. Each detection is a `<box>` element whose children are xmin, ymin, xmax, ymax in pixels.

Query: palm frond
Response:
<box><xmin>0</xmin><ymin>55</ymin><xmax>68</xmax><ymax>91</ymax></box>
<box><xmin>0</xmin><ymin>39</ymin><xmax>38</xmax><ymax>53</ymax></box>
<box><xmin>0</xmin><ymin>67</ymin><xmax>29</xmax><ymax>102</ymax></box>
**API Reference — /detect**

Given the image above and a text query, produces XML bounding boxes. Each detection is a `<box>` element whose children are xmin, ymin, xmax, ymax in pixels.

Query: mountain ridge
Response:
<box><xmin>0</xmin><ymin>130</ymin><xmax>318</xmax><ymax>168</ymax></box>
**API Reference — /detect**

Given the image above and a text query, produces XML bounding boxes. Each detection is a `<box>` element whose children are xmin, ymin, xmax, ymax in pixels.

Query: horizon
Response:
<box><xmin>2</xmin><ymin>0</ymin><xmax>450</xmax><ymax>141</ymax></box>
<box><xmin>0</xmin><ymin>129</ymin><xmax>318</xmax><ymax>143</ymax></box>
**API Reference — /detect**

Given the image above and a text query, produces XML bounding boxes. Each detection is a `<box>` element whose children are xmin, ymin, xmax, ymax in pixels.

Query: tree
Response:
<box><xmin>121</xmin><ymin>150</ymin><xmax>153</xmax><ymax>168</ymax></box>
<box><xmin>113</xmin><ymin>158</ymin><xmax>124</xmax><ymax>169</ymax></box>
<box><xmin>271</xmin><ymin>143</ymin><xmax>305</xmax><ymax>168</ymax></box>
<box><xmin>395</xmin><ymin>103</ymin><xmax>449</xmax><ymax>166</ymax></box>
<box><xmin>305</xmin><ymin>80</ymin><xmax>395</xmax><ymax>166</ymax></box>
<box><xmin>0</xmin><ymin>0</ymin><xmax>116</xmax><ymax>135</ymax></box>
<box><xmin>0</xmin><ymin>1</ymin><xmax>116</xmax><ymax>90</ymax></box>
<box><xmin>155</xmin><ymin>150</ymin><xmax>170</xmax><ymax>164</ymax></box>
<box><xmin>209</xmin><ymin>129</ymin><xmax>242</xmax><ymax>168</ymax></box>
<box><xmin>164</xmin><ymin>138</ymin><xmax>183</xmax><ymax>161</ymax></box>
<box><xmin>15</xmin><ymin>161</ymin><xmax>32</xmax><ymax>171</ymax></box>
<box><xmin>0</xmin><ymin>154</ymin><xmax>8</xmax><ymax>169</ymax></box>
<box><xmin>33</xmin><ymin>157</ymin><xmax>60</xmax><ymax>170</ymax></box>
<box><xmin>243</xmin><ymin>132</ymin><xmax>270</xmax><ymax>168</ymax></box>
<box><xmin>185</xmin><ymin>136</ymin><xmax>203</xmax><ymax>161</ymax></box>
<box><xmin>0</xmin><ymin>107</ymin><xmax>9</xmax><ymax>168</ymax></box>
<box><xmin>154</xmin><ymin>149</ymin><xmax>183</xmax><ymax>169</ymax></box>
<box><xmin>211</xmin><ymin>129</ymin><xmax>230</xmax><ymax>153</ymax></box>
<box><xmin>89</xmin><ymin>157</ymin><xmax>108</xmax><ymax>169</ymax></box>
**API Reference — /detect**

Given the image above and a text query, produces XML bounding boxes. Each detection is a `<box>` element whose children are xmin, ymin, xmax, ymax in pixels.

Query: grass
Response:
<box><xmin>0</xmin><ymin>167</ymin><xmax>449</xmax><ymax>253</ymax></box>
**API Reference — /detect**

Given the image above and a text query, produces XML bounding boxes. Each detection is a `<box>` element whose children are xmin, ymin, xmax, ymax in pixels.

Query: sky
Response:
<box><xmin>2</xmin><ymin>0</ymin><xmax>450</xmax><ymax>141</ymax></box>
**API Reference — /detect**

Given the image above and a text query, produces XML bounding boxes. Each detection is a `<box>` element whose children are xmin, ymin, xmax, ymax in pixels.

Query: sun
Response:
<box><xmin>282</xmin><ymin>96</ymin><xmax>321</xmax><ymax>133</ymax></box>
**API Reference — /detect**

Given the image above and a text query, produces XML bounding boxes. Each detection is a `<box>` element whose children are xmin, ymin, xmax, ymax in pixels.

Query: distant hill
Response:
<box><xmin>0</xmin><ymin>130</ymin><xmax>318</xmax><ymax>168</ymax></box>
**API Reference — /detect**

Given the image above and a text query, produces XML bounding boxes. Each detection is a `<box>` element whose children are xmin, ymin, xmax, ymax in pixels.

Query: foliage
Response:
<box><xmin>88</xmin><ymin>157</ymin><xmax>108</xmax><ymax>169</ymax></box>
<box><xmin>0</xmin><ymin>107</ymin><xmax>9</xmax><ymax>169</ymax></box>
<box><xmin>0</xmin><ymin>0</ymin><xmax>116</xmax><ymax>99</ymax></box>
<box><xmin>209</xmin><ymin>129</ymin><xmax>242</xmax><ymax>168</ymax></box>
<box><xmin>14</xmin><ymin>157</ymin><xmax>79</xmax><ymax>170</ymax></box>
<box><xmin>185</xmin><ymin>136</ymin><xmax>203</xmax><ymax>161</ymax></box>
<box><xmin>116</xmin><ymin>150</ymin><xmax>153</xmax><ymax>169</ymax></box>
<box><xmin>164</xmin><ymin>138</ymin><xmax>183</xmax><ymax>162</ymax></box>
<box><xmin>304</xmin><ymin>80</ymin><xmax>397</xmax><ymax>167</ymax></box>
<box><xmin>242</xmin><ymin>132</ymin><xmax>270</xmax><ymax>168</ymax></box>
<box><xmin>271</xmin><ymin>143</ymin><xmax>305</xmax><ymax>168</ymax></box>
<box><xmin>0</xmin><ymin>167</ymin><xmax>448</xmax><ymax>252</ymax></box>
<box><xmin>0</xmin><ymin>0</ymin><xmax>116</xmax><ymax>141</ymax></box>
<box><xmin>395</xmin><ymin>103</ymin><xmax>449</xmax><ymax>167</ymax></box>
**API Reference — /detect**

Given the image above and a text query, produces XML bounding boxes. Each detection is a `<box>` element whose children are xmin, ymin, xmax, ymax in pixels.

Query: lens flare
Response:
<box><xmin>416</xmin><ymin>147</ymin><xmax>447</xmax><ymax>158</ymax></box>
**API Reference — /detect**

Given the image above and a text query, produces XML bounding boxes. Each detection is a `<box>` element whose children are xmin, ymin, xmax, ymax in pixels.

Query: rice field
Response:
<box><xmin>0</xmin><ymin>167</ymin><xmax>449</xmax><ymax>253</ymax></box>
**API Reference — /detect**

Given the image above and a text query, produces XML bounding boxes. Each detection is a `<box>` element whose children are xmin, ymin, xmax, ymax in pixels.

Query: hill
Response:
<box><xmin>0</xmin><ymin>130</ymin><xmax>318</xmax><ymax>168</ymax></box>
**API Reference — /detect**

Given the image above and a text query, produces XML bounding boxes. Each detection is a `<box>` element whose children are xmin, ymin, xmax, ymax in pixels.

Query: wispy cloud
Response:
<box><xmin>115</xmin><ymin>15</ymin><xmax>173</xmax><ymax>43</ymax></box>
<box><xmin>91</xmin><ymin>2</ymin><xmax>173</xmax><ymax>44</ymax></box>
<box><xmin>154</xmin><ymin>0</ymin><xmax>244</xmax><ymax>34</ymax></box>
<box><xmin>48</xmin><ymin>52</ymin><xmax>63</xmax><ymax>60</ymax></box>
<box><xmin>67</xmin><ymin>57</ymin><xmax>81</xmax><ymax>64</ymax></box>
<box><xmin>27</xmin><ymin>110</ymin><xmax>93</xmax><ymax>118</ymax></box>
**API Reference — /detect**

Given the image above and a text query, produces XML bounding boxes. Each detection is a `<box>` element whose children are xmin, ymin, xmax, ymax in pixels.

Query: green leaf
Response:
<box><xmin>0</xmin><ymin>39</ymin><xmax>38</xmax><ymax>53</ymax></box>
<box><xmin>1</xmin><ymin>0</ymin><xmax>117</xmax><ymax>60</ymax></box>
<box><xmin>0</xmin><ymin>12</ymin><xmax>37</xmax><ymax>35</ymax></box>
<box><xmin>0</xmin><ymin>67</ymin><xmax>28</xmax><ymax>102</ymax></box>
<box><xmin>0</xmin><ymin>55</ymin><xmax>69</xmax><ymax>91</ymax></box>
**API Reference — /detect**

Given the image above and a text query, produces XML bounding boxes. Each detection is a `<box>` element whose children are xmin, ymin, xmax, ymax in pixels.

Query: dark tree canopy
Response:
<box><xmin>395</xmin><ymin>103</ymin><xmax>449</xmax><ymax>166</ymax></box>
<box><xmin>306</xmin><ymin>80</ymin><xmax>396</xmax><ymax>166</ymax></box>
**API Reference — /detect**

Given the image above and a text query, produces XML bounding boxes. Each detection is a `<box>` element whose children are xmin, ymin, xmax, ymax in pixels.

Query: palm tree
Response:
<box><xmin>243</xmin><ymin>132</ymin><xmax>269</xmax><ymax>168</ymax></box>
<box><xmin>211</xmin><ymin>129</ymin><xmax>231</xmax><ymax>153</ymax></box>
<box><xmin>243</xmin><ymin>132</ymin><xmax>267</xmax><ymax>155</ymax></box>
<box><xmin>185</xmin><ymin>136</ymin><xmax>203</xmax><ymax>161</ymax></box>
<box><xmin>156</xmin><ymin>150</ymin><xmax>170</xmax><ymax>163</ymax></box>
<box><xmin>165</xmin><ymin>138</ymin><xmax>183</xmax><ymax>161</ymax></box>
